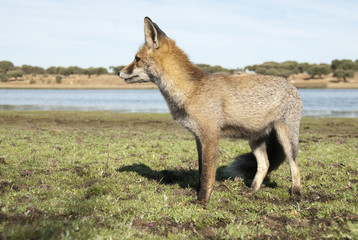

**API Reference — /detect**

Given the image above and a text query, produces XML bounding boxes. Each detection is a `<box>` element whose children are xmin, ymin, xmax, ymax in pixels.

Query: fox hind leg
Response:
<box><xmin>274</xmin><ymin>122</ymin><xmax>301</xmax><ymax>197</ymax></box>
<box><xmin>249</xmin><ymin>139</ymin><xmax>269</xmax><ymax>192</ymax></box>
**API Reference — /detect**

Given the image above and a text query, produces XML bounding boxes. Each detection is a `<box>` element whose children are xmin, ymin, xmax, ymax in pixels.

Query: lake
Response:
<box><xmin>0</xmin><ymin>89</ymin><xmax>357</xmax><ymax>117</ymax></box>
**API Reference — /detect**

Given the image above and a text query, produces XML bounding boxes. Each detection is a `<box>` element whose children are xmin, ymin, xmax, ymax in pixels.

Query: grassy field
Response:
<box><xmin>0</xmin><ymin>111</ymin><xmax>357</xmax><ymax>239</ymax></box>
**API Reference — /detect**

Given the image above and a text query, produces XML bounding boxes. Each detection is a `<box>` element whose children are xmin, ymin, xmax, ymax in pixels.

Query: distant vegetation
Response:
<box><xmin>1</xmin><ymin>59</ymin><xmax>357</xmax><ymax>83</ymax></box>
<box><xmin>245</xmin><ymin>59</ymin><xmax>358</xmax><ymax>82</ymax></box>
<box><xmin>0</xmin><ymin>61</ymin><xmax>110</xmax><ymax>82</ymax></box>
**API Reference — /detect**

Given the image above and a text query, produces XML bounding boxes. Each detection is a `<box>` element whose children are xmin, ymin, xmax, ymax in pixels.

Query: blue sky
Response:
<box><xmin>1</xmin><ymin>0</ymin><xmax>357</xmax><ymax>69</ymax></box>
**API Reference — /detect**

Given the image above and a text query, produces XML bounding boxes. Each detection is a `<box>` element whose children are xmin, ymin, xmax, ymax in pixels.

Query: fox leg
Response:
<box><xmin>196</xmin><ymin>134</ymin><xmax>219</xmax><ymax>204</ymax></box>
<box><xmin>250</xmin><ymin>140</ymin><xmax>269</xmax><ymax>192</ymax></box>
<box><xmin>274</xmin><ymin>122</ymin><xmax>301</xmax><ymax>197</ymax></box>
<box><xmin>195</xmin><ymin>136</ymin><xmax>203</xmax><ymax>192</ymax></box>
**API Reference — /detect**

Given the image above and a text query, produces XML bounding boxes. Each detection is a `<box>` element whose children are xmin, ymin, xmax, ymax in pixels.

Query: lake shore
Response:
<box><xmin>1</xmin><ymin>73</ymin><xmax>358</xmax><ymax>89</ymax></box>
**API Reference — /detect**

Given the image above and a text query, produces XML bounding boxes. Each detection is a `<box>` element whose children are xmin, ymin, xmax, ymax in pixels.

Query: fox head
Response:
<box><xmin>118</xmin><ymin>17</ymin><xmax>170</xmax><ymax>84</ymax></box>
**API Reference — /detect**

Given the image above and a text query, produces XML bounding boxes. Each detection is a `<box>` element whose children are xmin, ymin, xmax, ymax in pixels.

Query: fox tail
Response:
<box><xmin>225</xmin><ymin>129</ymin><xmax>286</xmax><ymax>179</ymax></box>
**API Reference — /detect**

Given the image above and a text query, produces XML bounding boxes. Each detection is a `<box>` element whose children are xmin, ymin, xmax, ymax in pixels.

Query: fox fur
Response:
<box><xmin>118</xmin><ymin>17</ymin><xmax>303</xmax><ymax>205</ymax></box>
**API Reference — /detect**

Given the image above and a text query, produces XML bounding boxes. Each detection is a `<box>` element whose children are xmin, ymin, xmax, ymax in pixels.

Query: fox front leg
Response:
<box><xmin>196</xmin><ymin>135</ymin><xmax>219</xmax><ymax>205</ymax></box>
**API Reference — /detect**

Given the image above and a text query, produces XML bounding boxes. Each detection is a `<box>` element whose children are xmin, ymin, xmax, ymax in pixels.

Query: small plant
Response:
<box><xmin>56</xmin><ymin>75</ymin><xmax>62</xmax><ymax>84</ymax></box>
<box><xmin>30</xmin><ymin>79</ymin><xmax>36</xmax><ymax>84</ymax></box>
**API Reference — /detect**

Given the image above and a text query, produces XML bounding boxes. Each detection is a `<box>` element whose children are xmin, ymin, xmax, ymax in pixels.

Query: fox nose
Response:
<box><xmin>117</xmin><ymin>71</ymin><xmax>121</xmax><ymax>77</ymax></box>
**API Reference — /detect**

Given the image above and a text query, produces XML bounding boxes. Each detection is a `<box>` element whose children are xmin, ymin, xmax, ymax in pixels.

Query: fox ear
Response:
<box><xmin>144</xmin><ymin>17</ymin><xmax>166</xmax><ymax>49</ymax></box>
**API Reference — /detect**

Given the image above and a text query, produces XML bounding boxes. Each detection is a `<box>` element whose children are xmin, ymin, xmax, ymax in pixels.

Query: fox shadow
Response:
<box><xmin>116</xmin><ymin>163</ymin><xmax>207</xmax><ymax>190</ymax></box>
<box><xmin>116</xmin><ymin>160</ymin><xmax>277</xmax><ymax>191</ymax></box>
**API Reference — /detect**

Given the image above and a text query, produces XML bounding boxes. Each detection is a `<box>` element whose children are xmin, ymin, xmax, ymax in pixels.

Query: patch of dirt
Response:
<box><xmin>173</xmin><ymin>188</ymin><xmax>194</xmax><ymax>197</ymax></box>
<box><xmin>131</xmin><ymin>217</ymin><xmax>225</xmax><ymax>238</ymax></box>
<box><xmin>0</xmin><ymin>206</ymin><xmax>79</xmax><ymax>226</ymax></box>
<box><xmin>20</xmin><ymin>170</ymin><xmax>33</xmax><ymax>177</ymax></box>
<box><xmin>0</xmin><ymin>207</ymin><xmax>47</xmax><ymax>224</ymax></box>
<box><xmin>0</xmin><ymin>181</ymin><xmax>19</xmax><ymax>193</ymax></box>
<box><xmin>304</xmin><ymin>191</ymin><xmax>336</xmax><ymax>203</ymax></box>
<box><xmin>197</xmin><ymin>226</ymin><xmax>216</xmax><ymax>239</ymax></box>
<box><xmin>0</xmin><ymin>156</ymin><xmax>6</xmax><ymax>165</ymax></box>
<box><xmin>349</xmin><ymin>169</ymin><xmax>358</xmax><ymax>176</ymax></box>
<box><xmin>73</xmin><ymin>165</ymin><xmax>89</xmax><ymax>177</ymax></box>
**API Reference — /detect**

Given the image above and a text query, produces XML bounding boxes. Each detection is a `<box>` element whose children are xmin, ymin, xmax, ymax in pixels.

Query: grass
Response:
<box><xmin>0</xmin><ymin>111</ymin><xmax>357</xmax><ymax>239</ymax></box>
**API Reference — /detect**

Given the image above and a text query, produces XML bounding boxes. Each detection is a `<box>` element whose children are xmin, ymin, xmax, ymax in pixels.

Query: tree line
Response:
<box><xmin>245</xmin><ymin>59</ymin><xmax>358</xmax><ymax>82</ymax></box>
<box><xmin>1</xmin><ymin>59</ymin><xmax>357</xmax><ymax>83</ymax></box>
<box><xmin>0</xmin><ymin>61</ymin><xmax>114</xmax><ymax>82</ymax></box>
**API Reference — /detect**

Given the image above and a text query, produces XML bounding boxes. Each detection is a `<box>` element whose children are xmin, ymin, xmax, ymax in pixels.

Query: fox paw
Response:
<box><xmin>290</xmin><ymin>188</ymin><xmax>302</xmax><ymax>202</ymax></box>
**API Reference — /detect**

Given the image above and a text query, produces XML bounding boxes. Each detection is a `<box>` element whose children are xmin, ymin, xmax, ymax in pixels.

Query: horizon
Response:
<box><xmin>3</xmin><ymin>59</ymin><xmax>357</xmax><ymax>72</ymax></box>
<box><xmin>1</xmin><ymin>0</ymin><xmax>358</xmax><ymax>69</ymax></box>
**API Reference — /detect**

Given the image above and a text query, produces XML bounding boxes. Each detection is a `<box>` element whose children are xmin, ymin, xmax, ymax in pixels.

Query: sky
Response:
<box><xmin>1</xmin><ymin>0</ymin><xmax>358</xmax><ymax>70</ymax></box>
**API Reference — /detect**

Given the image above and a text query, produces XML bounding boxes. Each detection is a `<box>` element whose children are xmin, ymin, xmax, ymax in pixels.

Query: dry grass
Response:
<box><xmin>0</xmin><ymin>74</ymin><xmax>156</xmax><ymax>89</ymax></box>
<box><xmin>288</xmin><ymin>72</ymin><xmax>358</xmax><ymax>88</ymax></box>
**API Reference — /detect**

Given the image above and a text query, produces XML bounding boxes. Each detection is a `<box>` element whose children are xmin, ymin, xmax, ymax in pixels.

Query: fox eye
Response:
<box><xmin>135</xmin><ymin>56</ymin><xmax>141</xmax><ymax>62</ymax></box>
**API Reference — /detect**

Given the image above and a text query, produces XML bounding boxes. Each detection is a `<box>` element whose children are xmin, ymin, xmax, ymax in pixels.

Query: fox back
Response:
<box><xmin>119</xmin><ymin>17</ymin><xmax>303</xmax><ymax>205</ymax></box>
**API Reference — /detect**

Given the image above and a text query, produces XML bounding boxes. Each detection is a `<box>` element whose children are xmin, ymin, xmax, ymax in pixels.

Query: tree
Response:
<box><xmin>0</xmin><ymin>73</ymin><xmax>8</xmax><ymax>82</ymax></box>
<box><xmin>281</xmin><ymin>61</ymin><xmax>300</xmax><ymax>74</ymax></box>
<box><xmin>32</xmin><ymin>66</ymin><xmax>45</xmax><ymax>75</ymax></box>
<box><xmin>0</xmin><ymin>61</ymin><xmax>15</xmax><ymax>73</ymax></box>
<box><xmin>21</xmin><ymin>64</ymin><xmax>34</xmax><ymax>74</ymax></box>
<box><xmin>84</xmin><ymin>67</ymin><xmax>97</xmax><ymax>78</ymax></box>
<box><xmin>46</xmin><ymin>66</ymin><xmax>57</xmax><ymax>74</ymax></box>
<box><xmin>58</xmin><ymin>67</ymin><xmax>72</xmax><ymax>77</ymax></box>
<box><xmin>298</xmin><ymin>63</ymin><xmax>310</xmax><ymax>73</ymax></box>
<box><xmin>265</xmin><ymin>68</ymin><xmax>280</xmax><ymax>76</ymax></box>
<box><xmin>66</xmin><ymin>66</ymin><xmax>84</xmax><ymax>75</ymax></box>
<box><xmin>21</xmin><ymin>65</ymin><xmax>44</xmax><ymax>75</ymax></box>
<box><xmin>334</xmin><ymin>69</ymin><xmax>354</xmax><ymax>82</ymax></box>
<box><xmin>196</xmin><ymin>64</ymin><xmax>232</xmax><ymax>73</ymax></box>
<box><xmin>331</xmin><ymin>59</ymin><xmax>354</xmax><ymax>71</ymax></box>
<box><xmin>95</xmin><ymin>67</ymin><xmax>108</xmax><ymax>76</ymax></box>
<box><xmin>7</xmin><ymin>69</ymin><xmax>24</xmax><ymax>81</ymax></box>
<box><xmin>307</xmin><ymin>64</ymin><xmax>331</xmax><ymax>79</ymax></box>
<box><xmin>109</xmin><ymin>66</ymin><xmax>126</xmax><ymax>74</ymax></box>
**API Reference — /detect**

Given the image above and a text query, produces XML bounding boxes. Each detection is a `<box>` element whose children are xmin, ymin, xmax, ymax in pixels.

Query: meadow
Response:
<box><xmin>0</xmin><ymin>111</ymin><xmax>357</xmax><ymax>239</ymax></box>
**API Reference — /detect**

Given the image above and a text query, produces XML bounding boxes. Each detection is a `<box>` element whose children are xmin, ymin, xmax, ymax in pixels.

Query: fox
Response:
<box><xmin>118</xmin><ymin>17</ymin><xmax>303</xmax><ymax>205</ymax></box>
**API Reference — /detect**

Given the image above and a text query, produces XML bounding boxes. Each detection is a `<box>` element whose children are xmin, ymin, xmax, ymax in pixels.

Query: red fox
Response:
<box><xmin>118</xmin><ymin>17</ymin><xmax>303</xmax><ymax>205</ymax></box>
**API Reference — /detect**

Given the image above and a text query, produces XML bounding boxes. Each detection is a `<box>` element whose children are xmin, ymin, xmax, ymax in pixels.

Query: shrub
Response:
<box><xmin>56</xmin><ymin>76</ymin><xmax>62</xmax><ymax>84</ymax></box>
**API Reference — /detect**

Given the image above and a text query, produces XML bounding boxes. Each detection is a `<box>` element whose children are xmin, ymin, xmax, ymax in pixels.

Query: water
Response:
<box><xmin>0</xmin><ymin>89</ymin><xmax>357</xmax><ymax>117</ymax></box>
<box><xmin>299</xmin><ymin>89</ymin><xmax>358</xmax><ymax>118</ymax></box>
<box><xmin>0</xmin><ymin>89</ymin><xmax>167</xmax><ymax>113</ymax></box>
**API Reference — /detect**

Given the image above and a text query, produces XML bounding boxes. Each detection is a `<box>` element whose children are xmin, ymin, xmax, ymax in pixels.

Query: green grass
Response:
<box><xmin>0</xmin><ymin>111</ymin><xmax>357</xmax><ymax>239</ymax></box>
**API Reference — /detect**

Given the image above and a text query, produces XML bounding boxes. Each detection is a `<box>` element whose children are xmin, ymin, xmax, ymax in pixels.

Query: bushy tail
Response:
<box><xmin>225</xmin><ymin>129</ymin><xmax>286</xmax><ymax>179</ymax></box>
